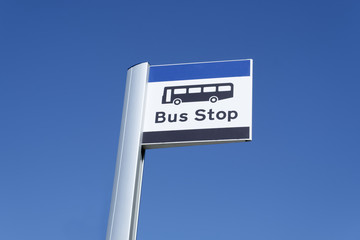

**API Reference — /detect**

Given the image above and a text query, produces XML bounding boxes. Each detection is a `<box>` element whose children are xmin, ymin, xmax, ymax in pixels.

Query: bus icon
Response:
<box><xmin>161</xmin><ymin>83</ymin><xmax>234</xmax><ymax>105</ymax></box>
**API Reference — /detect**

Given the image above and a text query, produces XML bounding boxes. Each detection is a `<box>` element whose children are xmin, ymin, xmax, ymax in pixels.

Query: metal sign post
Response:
<box><xmin>106</xmin><ymin>59</ymin><xmax>252</xmax><ymax>240</ymax></box>
<box><xmin>106</xmin><ymin>63</ymin><xmax>149</xmax><ymax>240</ymax></box>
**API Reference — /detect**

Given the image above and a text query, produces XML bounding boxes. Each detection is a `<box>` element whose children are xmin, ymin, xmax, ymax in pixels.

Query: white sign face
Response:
<box><xmin>142</xmin><ymin>60</ymin><xmax>252</xmax><ymax>148</ymax></box>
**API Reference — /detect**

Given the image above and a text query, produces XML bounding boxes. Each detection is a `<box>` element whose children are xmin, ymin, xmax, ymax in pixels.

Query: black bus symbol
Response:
<box><xmin>161</xmin><ymin>83</ymin><xmax>234</xmax><ymax>105</ymax></box>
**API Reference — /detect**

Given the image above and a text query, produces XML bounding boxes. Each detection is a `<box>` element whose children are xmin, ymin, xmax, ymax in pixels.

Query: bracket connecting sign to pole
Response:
<box><xmin>106</xmin><ymin>59</ymin><xmax>253</xmax><ymax>240</ymax></box>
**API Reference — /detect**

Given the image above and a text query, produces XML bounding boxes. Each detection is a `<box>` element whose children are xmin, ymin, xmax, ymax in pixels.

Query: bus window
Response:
<box><xmin>174</xmin><ymin>88</ymin><xmax>186</xmax><ymax>94</ymax></box>
<box><xmin>219</xmin><ymin>85</ymin><xmax>232</xmax><ymax>92</ymax></box>
<box><xmin>203</xmin><ymin>86</ymin><xmax>216</xmax><ymax>92</ymax></box>
<box><xmin>166</xmin><ymin>89</ymin><xmax>172</xmax><ymax>102</ymax></box>
<box><xmin>189</xmin><ymin>87</ymin><xmax>201</xmax><ymax>93</ymax></box>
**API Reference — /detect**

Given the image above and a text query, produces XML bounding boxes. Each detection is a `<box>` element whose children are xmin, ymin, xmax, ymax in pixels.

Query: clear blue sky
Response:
<box><xmin>1</xmin><ymin>0</ymin><xmax>359</xmax><ymax>239</ymax></box>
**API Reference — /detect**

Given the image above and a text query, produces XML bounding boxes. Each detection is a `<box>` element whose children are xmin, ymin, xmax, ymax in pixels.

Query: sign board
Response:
<box><xmin>142</xmin><ymin>59</ymin><xmax>253</xmax><ymax>148</ymax></box>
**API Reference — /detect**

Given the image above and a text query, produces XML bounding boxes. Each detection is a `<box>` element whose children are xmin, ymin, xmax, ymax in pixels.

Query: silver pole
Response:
<box><xmin>106</xmin><ymin>62</ymin><xmax>150</xmax><ymax>240</ymax></box>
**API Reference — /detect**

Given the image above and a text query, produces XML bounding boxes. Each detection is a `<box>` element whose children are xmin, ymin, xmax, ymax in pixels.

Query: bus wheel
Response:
<box><xmin>173</xmin><ymin>98</ymin><xmax>182</xmax><ymax>105</ymax></box>
<box><xmin>209</xmin><ymin>96</ymin><xmax>218</xmax><ymax>103</ymax></box>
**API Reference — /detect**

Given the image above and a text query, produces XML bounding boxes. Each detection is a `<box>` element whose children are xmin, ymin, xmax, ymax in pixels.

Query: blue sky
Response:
<box><xmin>1</xmin><ymin>0</ymin><xmax>359</xmax><ymax>239</ymax></box>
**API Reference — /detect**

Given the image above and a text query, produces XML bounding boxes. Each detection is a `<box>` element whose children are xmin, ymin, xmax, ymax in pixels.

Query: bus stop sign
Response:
<box><xmin>142</xmin><ymin>59</ymin><xmax>253</xmax><ymax>148</ymax></box>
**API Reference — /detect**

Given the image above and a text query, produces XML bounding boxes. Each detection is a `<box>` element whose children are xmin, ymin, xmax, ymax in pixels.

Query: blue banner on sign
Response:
<box><xmin>149</xmin><ymin>60</ymin><xmax>251</xmax><ymax>82</ymax></box>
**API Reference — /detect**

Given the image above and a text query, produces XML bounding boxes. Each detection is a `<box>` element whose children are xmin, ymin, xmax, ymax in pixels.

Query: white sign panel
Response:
<box><xmin>142</xmin><ymin>60</ymin><xmax>253</xmax><ymax>148</ymax></box>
